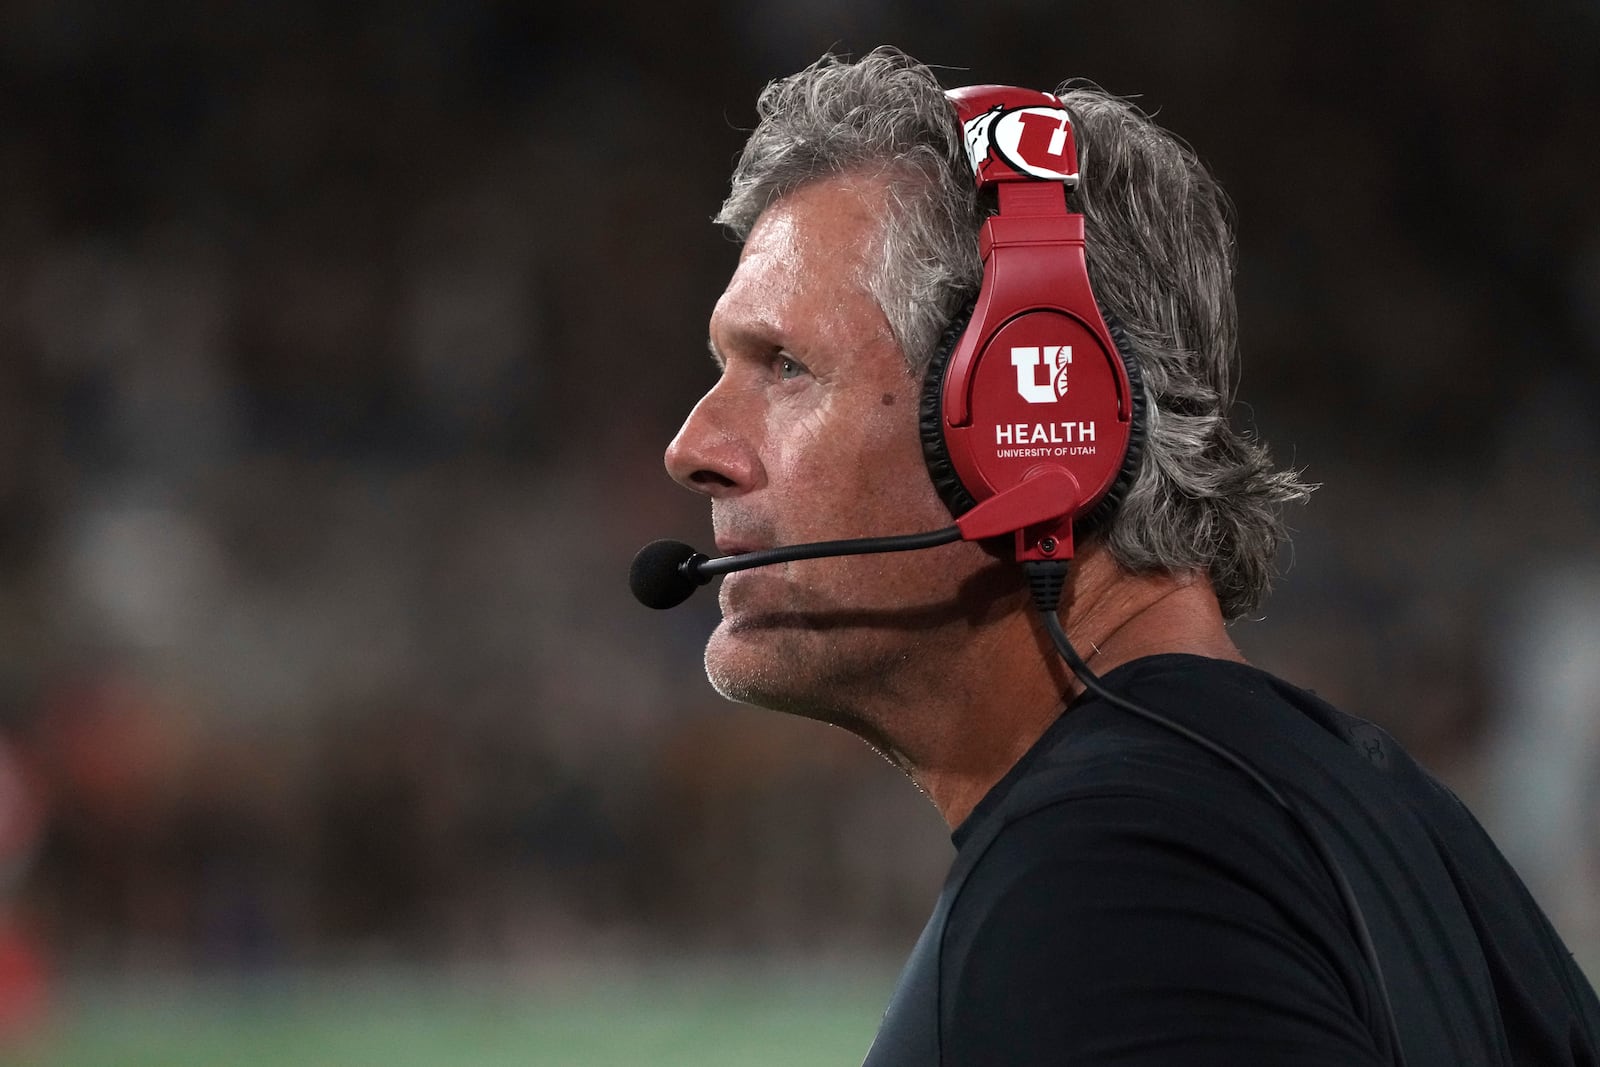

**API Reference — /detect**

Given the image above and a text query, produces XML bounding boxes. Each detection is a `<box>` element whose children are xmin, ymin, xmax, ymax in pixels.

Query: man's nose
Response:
<box><xmin>664</xmin><ymin>383</ymin><xmax>764</xmax><ymax>498</ymax></box>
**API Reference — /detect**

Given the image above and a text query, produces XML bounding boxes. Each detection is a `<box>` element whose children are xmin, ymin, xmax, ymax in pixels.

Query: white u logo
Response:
<box><xmin>1011</xmin><ymin>346</ymin><xmax>1070</xmax><ymax>404</ymax></box>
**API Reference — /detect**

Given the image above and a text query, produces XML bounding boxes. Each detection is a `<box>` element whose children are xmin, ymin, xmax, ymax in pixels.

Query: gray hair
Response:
<box><xmin>715</xmin><ymin>46</ymin><xmax>1313</xmax><ymax>620</ymax></box>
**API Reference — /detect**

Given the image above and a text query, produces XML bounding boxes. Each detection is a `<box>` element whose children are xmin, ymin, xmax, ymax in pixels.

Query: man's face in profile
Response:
<box><xmin>664</xmin><ymin>174</ymin><xmax>1007</xmax><ymax>724</ymax></box>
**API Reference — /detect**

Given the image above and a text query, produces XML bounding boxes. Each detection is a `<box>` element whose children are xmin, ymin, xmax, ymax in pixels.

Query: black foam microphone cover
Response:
<box><xmin>630</xmin><ymin>539</ymin><xmax>705</xmax><ymax>609</ymax></box>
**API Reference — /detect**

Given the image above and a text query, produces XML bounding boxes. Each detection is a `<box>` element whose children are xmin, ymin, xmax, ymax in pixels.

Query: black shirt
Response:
<box><xmin>862</xmin><ymin>655</ymin><xmax>1600</xmax><ymax>1066</ymax></box>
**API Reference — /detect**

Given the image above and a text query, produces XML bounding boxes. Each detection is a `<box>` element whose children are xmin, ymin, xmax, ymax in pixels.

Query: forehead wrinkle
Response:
<box><xmin>712</xmin><ymin>255</ymin><xmax>812</xmax><ymax>354</ymax></box>
<box><xmin>711</xmin><ymin>301</ymin><xmax>792</xmax><ymax>357</ymax></box>
<box><xmin>714</xmin><ymin>175</ymin><xmax>903</xmax><ymax>360</ymax></box>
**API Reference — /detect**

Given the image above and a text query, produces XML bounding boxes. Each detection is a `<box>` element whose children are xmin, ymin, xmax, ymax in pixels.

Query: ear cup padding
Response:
<box><xmin>919</xmin><ymin>299</ymin><xmax>981</xmax><ymax>518</ymax></box>
<box><xmin>918</xmin><ymin>301</ymin><xmax>1146</xmax><ymax>538</ymax></box>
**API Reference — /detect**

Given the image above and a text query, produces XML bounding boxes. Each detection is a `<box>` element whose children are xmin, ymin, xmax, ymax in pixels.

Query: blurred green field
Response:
<box><xmin>7</xmin><ymin>958</ymin><xmax>900</xmax><ymax>1067</ymax></box>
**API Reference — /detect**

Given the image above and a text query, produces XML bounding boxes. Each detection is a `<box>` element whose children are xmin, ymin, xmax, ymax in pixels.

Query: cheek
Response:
<box><xmin>765</xmin><ymin>391</ymin><xmax>943</xmax><ymax>528</ymax></box>
<box><xmin>852</xmin><ymin>391</ymin><xmax>944</xmax><ymax>502</ymax></box>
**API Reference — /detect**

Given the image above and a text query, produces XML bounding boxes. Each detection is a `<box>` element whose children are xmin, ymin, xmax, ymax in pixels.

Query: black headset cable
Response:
<box><xmin>1024</xmin><ymin>559</ymin><xmax>1407</xmax><ymax>1066</ymax></box>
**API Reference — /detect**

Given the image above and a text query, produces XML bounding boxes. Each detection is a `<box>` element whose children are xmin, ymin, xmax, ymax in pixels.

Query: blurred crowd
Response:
<box><xmin>0</xmin><ymin>0</ymin><xmax>1597</xmax><ymax>1037</ymax></box>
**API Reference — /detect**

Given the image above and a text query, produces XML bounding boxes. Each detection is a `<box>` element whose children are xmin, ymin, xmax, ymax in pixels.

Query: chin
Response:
<box><xmin>704</xmin><ymin>622</ymin><xmax>797</xmax><ymax>707</ymax></box>
<box><xmin>703</xmin><ymin>619</ymin><xmax>841</xmax><ymax>719</ymax></box>
<box><xmin>702</xmin><ymin>625</ymin><xmax>905</xmax><ymax>766</ymax></box>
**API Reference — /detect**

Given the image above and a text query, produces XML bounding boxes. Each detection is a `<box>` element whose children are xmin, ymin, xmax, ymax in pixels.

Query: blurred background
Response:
<box><xmin>0</xmin><ymin>0</ymin><xmax>1598</xmax><ymax>1063</ymax></box>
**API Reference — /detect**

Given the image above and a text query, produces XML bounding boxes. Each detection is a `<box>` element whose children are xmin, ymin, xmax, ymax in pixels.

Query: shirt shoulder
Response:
<box><xmin>939</xmin><ymin>771</ymin><xmax>1388</xmax><ymax>1065</ymax></box>
<box><xmin>937</xmin><ymin>653</ymin><xmax>1600</xmax><ymax>1065</ymax></box>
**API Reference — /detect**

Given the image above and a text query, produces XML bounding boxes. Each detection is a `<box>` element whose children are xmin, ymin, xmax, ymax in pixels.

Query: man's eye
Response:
<box><xmin>777</xmin><ymin>354</ymin><xmax>808</xmax><ymax>380</ymax></box>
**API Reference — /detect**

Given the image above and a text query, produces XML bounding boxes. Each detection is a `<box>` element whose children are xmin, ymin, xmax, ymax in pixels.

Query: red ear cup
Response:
<box><xmin>919</xmin><ymin>301</ymin><xmax>1144</xmax><ymax>537</ymax></box>
<box><xmin>922</xmin><ymin>86</ymin><xmax>1144</xmax><ymax>562</ymax></box>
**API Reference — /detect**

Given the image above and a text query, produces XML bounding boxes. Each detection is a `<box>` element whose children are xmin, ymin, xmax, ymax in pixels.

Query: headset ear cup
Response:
<box><xmin>919</xmin><ymin>301</ymin><xmax>1147</xmax><ymax>533</ymax></box>
<box><xmin>919</xmin><ymin>299</ymin><xmax>980</xmax><ymax>518</ymax></box>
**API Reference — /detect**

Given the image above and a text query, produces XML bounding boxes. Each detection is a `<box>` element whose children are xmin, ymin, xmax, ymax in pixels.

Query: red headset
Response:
<box><xmin>919</xmin><ymin>85</ymin><xmax>1145</xmax><ymax>563</ymax></box>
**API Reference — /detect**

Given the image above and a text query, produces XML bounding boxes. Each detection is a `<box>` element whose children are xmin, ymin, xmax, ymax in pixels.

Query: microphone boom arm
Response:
<box><xmin>690</xmin><ymin>526</ymin><xmax>963</xmax><ymax>580</ymax></box>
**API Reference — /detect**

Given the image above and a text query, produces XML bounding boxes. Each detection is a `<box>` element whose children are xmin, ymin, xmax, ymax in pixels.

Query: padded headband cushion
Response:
<box><xmin>917</xmin><ymin>300</ymin><xmax>1147</xmax><ymax>539</ymax></box>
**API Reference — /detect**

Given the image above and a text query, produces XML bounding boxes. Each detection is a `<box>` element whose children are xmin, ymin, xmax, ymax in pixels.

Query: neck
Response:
<box><xmin>863</xmin><ymin>546</ymin><xmax>1244</xmax><ymax>830</ymax></box>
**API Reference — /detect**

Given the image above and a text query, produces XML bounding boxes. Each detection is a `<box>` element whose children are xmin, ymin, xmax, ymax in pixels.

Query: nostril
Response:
<box><xmin>689</xmin><ymin>469</ymin><xmax>737</xmax><ymax>489</ymax></box>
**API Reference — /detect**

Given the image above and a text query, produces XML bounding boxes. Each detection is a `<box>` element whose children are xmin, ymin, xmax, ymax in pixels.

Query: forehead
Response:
<box><xmin>711</xmin><ymin>175</ymin><xmax>895</xmax><ymax>351</ymax></box>
<box><xmin>745</xmin><ymin>175</ymin><xmax>885</xmax><ymax>267</ymax></box>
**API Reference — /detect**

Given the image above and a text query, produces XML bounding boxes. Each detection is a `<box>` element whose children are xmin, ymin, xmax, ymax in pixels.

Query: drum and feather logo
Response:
<box><xmin>961</xmin><ymin>105</ymin><xmax>1080</xmax><ymax>184</ymax></box>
